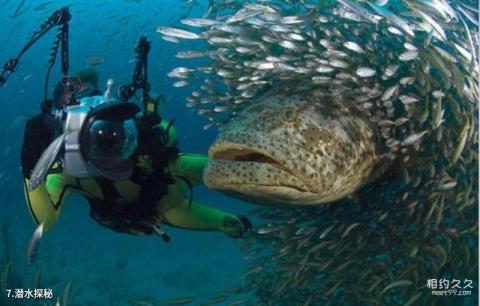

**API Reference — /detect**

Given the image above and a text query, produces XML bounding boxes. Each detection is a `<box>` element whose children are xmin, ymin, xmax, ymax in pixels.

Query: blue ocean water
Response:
<box><xmin>1</xmin><ymin>1</ymin><xmax>479</xmax><ymax>306</ymax></box>
<box><xmin>0</xmin><ymin>1</ymin><xmax>257</xmax><ymax>305</ymax></box>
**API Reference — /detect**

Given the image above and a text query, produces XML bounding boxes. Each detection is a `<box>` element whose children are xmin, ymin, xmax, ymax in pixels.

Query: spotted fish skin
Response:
<box><xmin>204</xmin><ymin>91</ymin><xmax>388</xmax><ymax>205</ymax></box>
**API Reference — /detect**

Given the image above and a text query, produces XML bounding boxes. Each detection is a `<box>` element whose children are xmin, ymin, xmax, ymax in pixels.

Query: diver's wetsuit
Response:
<box><xmin>22</xmin><ymin>118</ymin><xmax>249</xmax><ymax>238</ymax></box>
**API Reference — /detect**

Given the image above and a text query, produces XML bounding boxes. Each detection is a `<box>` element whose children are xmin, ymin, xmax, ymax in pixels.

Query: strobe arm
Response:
<box><xmin>118</xmin><ymin>36</ymin><xmax>151</xmax><ymax>102</ymax></box>
<box><xmin>0</xmin><ymin>7</ymin><xmax>71</xmax><ymax>86</ymax></box>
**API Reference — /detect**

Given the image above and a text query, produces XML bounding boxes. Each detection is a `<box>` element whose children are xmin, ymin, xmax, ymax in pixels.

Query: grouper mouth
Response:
<box><xmin>205</xmin><ymin>142</ymin><xmax>313</xmax><ymax>201</ymax></box>
<box><xmin>211</xmin><ymin>147</ymin><xmax>294</xmax><ymax>176</ymax></box>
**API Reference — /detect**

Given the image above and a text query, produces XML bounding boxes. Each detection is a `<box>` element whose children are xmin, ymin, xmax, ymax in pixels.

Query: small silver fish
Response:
<box><xmin>382</xmin><ymin>85</ymin><xmax>398</xmax><ymax>101</ymax></box>
<box><xmin>156</xmin><ymin>27</ymin><xmax>200</xmax><ymax>39</ymax></box>
<box><xmin>404</xmin><ymin>42</ymin><xmax>418</xmax><ymax>51</ymax></box>
<box><xmin>29</xmin><ymin>134</ymin><xmax>66</xmax><ymax>192</ymax></box>
<box><xmin>383</xmin><ymin>64</ymin><xmax>399</xmax><ymax>78</ymax></box>
<box><xmin>27</xmin><ymin>221</ymin><xmax>45</xmax><ymax>265</ymax></box>
<box><xmin>324</xmin><ymin>50</ymin><xmax>349</xmax><ymax>58</ymax></box>
<box><xmin>399</xmin><ymin>76</ymin><xmax>415</xmax><ymax>85</ymax></box>
<box><xmin>399</xmin><ymin>95</ymin><xmax>419</xmax><ymax>104</ymax></box>
<box><xmin>320</xmin><ymin>39</ymin><xmax>335</xmax><ymax>49</ymax></box>
<box><xmin>278</xmin><ymin>40</ymin><xmax>299</xmax><ymax>51</ymax></box>
<box><xmin>256</xmin><ymin>62</ymin><xmax>276</xmax><ymax>70</ymax></box>
<box><xmin>375</xmin><ymin>0</ymin><xmax>389</xmax><ymax>6</ymax></box>
<box><xmin>214</xmin><ymin>105</ymin><xmax>230</xmax><ymax>112</ymax></box>
<box><xmin>356</xmin><ymin>67</ymin><xmax>376</xmax><ymax>77</ymax></box>
<box><xmin>312</xmin><ymin>76</ymin><xmax>332</xmax><ymax>83</ymax></box>
<box><xmin>432</xmin><ymin>99</ymin><xmax>444</xmax><ymax>129</ymax></box>
<box><xmin>453</xmin><ymin>43</ymin><xmax>472</xmax><ymax>61</ymax></box>
<box><xmin>208</xmin><ymin>37</ymin><xmax>233</xmax><ymax>44</ymax></box>
<box><xmin>337</xmin><ymin>0</ymin><xmax>379</xmax><ymax>24</ymax></box>
<box><xmin>226</xmin><ymin>9</ymin><xmax>260</xmax><ymax>24</ymax></box>
<box><xmin>344</xmin><ymin>41</ymin><xmax>365</xmax><ymax>53</ymax></box>
<box><xmin>416</xmin><ymin>10</ymin><xmax>447</xmax><ymax>41</ymax></box>
<box><xmin>387</xmin><ymin>26</ymin><xmax>403</xmax><ymax>35</ymax></box>
<box><xmin>319</xmin><ymin>224</ymin><xmax>335</xmax><ymax>239</ymax></box>
<box><xmin>180</xmin><ymin>18</ymin><xmax>217</xmax><ymax>27</ymax></box>
<box><xmin>235</xmin><ymin>46</ymin><xmax>257</xmax><ymax>54</ymax></box>
<box><xmin>394</xmin><ymin>117</ymin><xmax>409</xmax><ymax>126</ymax></box>
<box><xmin>369</xmin><ymin>3</ymin><xmax>415</xmax><ymax>36</ymax></box>
<box><xmin>287</xmin><ymin>33</ymin><xmax>305</xmax><ymax>41</ymax></box>
<box><xmin>282</xmin><ymin>16</ymin><xmax>304</xmax><ymax>24</ymax></box>
<box><xmin>438</xmin><ymin>180</ymin><xmax>457</xmax><ymax>190</ymax></box>
<box><xmin>316</xmin><ymin>65</ymin><xmax>334</xmax><ymax>73</ymax></box>
<box><xmin>161</xmin><ymin>36</ymin><xmax>180</xmax><ymax>43</ymax></box>
<box><xmin>167</xmin><ymin>67</ymin><xmax>194</xmax><ymax>79</ymax></box>
<box><xmin>176</xmin><ymin>51</ymin><xmax>207</xmax><ymax>59</ymax></box>
<box><xmin>215</xmin><ymin>24</ymin><xmax>244</xmax><ymax>35</ymax></box>
<box><xmin>399</xmin><ymin>50</ymin><xmax>419</xmax><ymax>61</ymax></box>
<box><xmin>271</xmin><ymin>25</ymin><xmax>292</xmax><ymax>33</ymax></box>
<box><xmin>432</xmin><ymin>90</ymin><xmax>445</xmax><ymax>98</ymax></box>
<box><xmin>452</xmin><ymin>120</ymin><xmax>469</xmax><ymax>162</ymax></box>
<box><xmin>203</xmin><ymin>122</ymin><xmax>215</xmax><ymax>130</ymax></box>
<box><xmin>401</xmin><ymin>131</ymin><xmax>428</xmax><ymax>146</ymax></box>
<box><xmin>217</xmin><ymin>69</ymin><xmax>235</xmax><ymax>78</ymax></box>
<box><xmin>173</xmin><ymin>80</ymin><xmax>190</xmax><ymax>87</ymax></box>
<box><xmin>329</xmin><ymin>59</ymin><xmax>349</xmax><ymax>68</ymax></box>
<box><xmin>244</xmin><ymin>3</ymin><xmax>276</xmax><ymax>13</ymax></box>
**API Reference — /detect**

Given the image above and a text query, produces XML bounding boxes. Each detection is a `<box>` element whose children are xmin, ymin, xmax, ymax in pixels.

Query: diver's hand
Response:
<box><xmin>223</xmin><ymin>215</ymin><xmax>253</xmax><ymax>239</ymax></box>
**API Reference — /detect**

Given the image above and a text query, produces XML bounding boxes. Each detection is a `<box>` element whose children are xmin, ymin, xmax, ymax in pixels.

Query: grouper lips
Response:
<box><xmin>204</xmin><ymin>141</ymin><xmax>320</xmax><ymax>203</ymax></box>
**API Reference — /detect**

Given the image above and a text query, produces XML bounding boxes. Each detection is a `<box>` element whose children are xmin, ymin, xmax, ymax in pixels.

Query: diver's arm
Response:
<box><xmin>160</xmin><ymin>117</ymin><xmax>210</xmax><ymax>185</ymax></box>
<box><xmin>174</xmin><ymin>154</ymin><xmax>209</xmax><ymax>185</ymax></box>
<box><xmin>23</xmin><ymin>173</ymin><xmax>77</xmax><ymax>230</ymax></box>
<box><xmin>156</xmin><ymin>117</ymin><xmax>250</xmax><ymax>236</ymax></box>
<box><xmin>23</xmin><ymin>178</ymin><xmax>59</xmax><ymax>229</ymax></box>
<box><xmin>162</xmin><ymin>199</ymin><xmax>250</xmax><ymax>238</ymax></box>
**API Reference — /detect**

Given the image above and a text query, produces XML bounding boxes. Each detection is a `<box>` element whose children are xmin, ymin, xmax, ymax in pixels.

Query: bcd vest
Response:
<box><xmin>86</xmin><ymin>116</ymin><xmax>181</xmax><ymax>235</ymax></box>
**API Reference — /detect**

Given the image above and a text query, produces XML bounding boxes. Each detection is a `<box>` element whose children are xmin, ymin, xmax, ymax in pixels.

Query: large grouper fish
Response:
<box><xmin>203</xmin><ymin>90</ymin><xmax>391</xmax><ymax>206</ymax></box>
<box><xmin>160</xmin><ymin>0</ymin><xmax>478</xmax><ymax>304</ymax></box>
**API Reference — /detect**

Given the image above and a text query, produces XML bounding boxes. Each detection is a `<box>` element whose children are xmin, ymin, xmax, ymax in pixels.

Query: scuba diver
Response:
<box><xmin>0</xmin><ymin>8</ymin><xmax>251</xmax><ymax>241</ymax></box>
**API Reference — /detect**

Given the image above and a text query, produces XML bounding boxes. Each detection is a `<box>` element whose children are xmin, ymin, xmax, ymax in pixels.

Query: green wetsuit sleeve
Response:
<box><xmin>157</xmin><ymin>117</ymin><xmax>245</xmax><ymax>237</ymax></box>
<box><xmin>159</xmin><ymin>119</ymin><xmax>178</xmax><ymax>147</ymax></box>
<box><xmin>174</xmin><ymin>154</ymin><xmax>209</xmax><ymax>185</ymax></box>
<box><xmin>160</xmin><ymin>118</ymin><xmax>209</xmax><ymax>185</ymax></box>
<box><xmin>162</xmin><ymin>198</ymin><xmax>247</xmax><ymax>238</ymax></box>
<box><xmin>23</xmin><ymin>173</ymin><xmax>78</xmax><ymax>230</ymax></box>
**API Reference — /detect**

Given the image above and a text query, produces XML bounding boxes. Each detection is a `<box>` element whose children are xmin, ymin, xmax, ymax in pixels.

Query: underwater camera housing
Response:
<box><xmin>62</xmin><ymin>95</ymin><xmax>140</xmax><ymax>180</ymax></box>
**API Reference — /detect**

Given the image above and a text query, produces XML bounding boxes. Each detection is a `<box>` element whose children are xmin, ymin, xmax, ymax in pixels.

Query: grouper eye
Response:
<box><xmin>283</xmin><ymin>108</ymin><xmax>297</xmax><ymax>122</ymax></box>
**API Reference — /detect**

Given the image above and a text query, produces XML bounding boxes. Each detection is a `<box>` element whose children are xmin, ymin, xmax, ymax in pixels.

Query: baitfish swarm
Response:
<box><xmin>160</xmin><ymin>0</ymin><xmax>478</xmax><ymax>305</ymax></box>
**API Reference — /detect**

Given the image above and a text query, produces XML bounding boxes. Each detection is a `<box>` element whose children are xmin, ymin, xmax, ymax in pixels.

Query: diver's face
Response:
<box><xmin>58</xmin><ymin>83</ymin><xmax>90</xmax><ymax>107</ymax></box>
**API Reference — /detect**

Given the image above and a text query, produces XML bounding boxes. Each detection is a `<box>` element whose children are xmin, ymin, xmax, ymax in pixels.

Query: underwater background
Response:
<box><xmin>0</xmin><ymin>0</ymin><xmax>478</xmax><ymax>306</ymax></box>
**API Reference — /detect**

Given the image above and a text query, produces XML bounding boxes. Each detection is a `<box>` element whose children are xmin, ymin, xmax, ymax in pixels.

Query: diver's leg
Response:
<box><xmin>175</xmin><ymin>154</ymin><xmax>209</xmax><ymax>185</ymax></box>
<box><xmin>162</xmin><ymin>198</ymin><xmax>251</xmax><ymax>238</ymax></box>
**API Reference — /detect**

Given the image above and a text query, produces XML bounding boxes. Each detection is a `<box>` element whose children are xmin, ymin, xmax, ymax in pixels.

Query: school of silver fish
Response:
<box><xmin>160</xmin><ymin>0</ymin><xmax>478</xmax><ymax>304</ymax></box>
